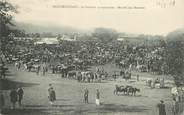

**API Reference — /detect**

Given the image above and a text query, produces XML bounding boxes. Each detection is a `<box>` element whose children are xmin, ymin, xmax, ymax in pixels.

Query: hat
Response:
<box><xmin>160</xmin><ymin>100</ymin><xmax>164</xmax><ymax>103</ymax></box>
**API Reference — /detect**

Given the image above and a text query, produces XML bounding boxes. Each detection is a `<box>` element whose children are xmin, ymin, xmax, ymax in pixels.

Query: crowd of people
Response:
<box><xmin>0</xmin><ymin>37</ymin><xmax>169</xmax><ymax>81</ymax></box>
<box><xmin>0</xmin><ymin>37</ymin><xmax>176</xmax><ymax>115</ymax></box>
<box><xmin>4</xmin><ymin>37</ymin><xmax>167</xmax><ymax>73</ymax></box>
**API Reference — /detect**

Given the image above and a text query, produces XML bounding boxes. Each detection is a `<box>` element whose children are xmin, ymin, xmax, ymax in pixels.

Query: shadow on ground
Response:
<box><xmin>0</xmin><ymin>79</ymin><xmax>39</xmax><ymax>90</ymax></box>
<box><xmin>56</xmin><ymin>98</ymin><xmax>71</xmax><ymax>101</ymax></box>
<box><xmin>1</xmin><ymin>103</ymin><xmax>149</xmax><ymax>115</ymax></box>
<box><xmin>5</xmin><ymin>70</ymin><xmax>16</xmax><ymax>77</ymax></box>
<box><xmin>97</xmin><ymin>103</ymin><xmax>149</xmax><ymax>113</ymax></box>
<box><xmin>1</xmin><ymin>104</ymin><xmax>81</xmax><ymax>115</ymax></box>
<box><xmin>1</xmin><ymin>109</ymin><xmax>46</xmax><ymax>115</ymax></box>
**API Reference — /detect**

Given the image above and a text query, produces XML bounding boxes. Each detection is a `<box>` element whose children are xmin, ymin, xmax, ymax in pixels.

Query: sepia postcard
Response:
<box><xmin>0</xmin><ymin>0</ymin><xmax>184</xmax><ymax>115</ymax></box>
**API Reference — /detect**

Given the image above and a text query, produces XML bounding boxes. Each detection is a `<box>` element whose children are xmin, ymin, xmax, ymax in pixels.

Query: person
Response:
<box><xmin>48</xmin><ymin>84</ymin><xmax>56</xmax><ymax>105</ymax></box>
<box><xmin>51</xmin><ymin>65</ymin><xmax>55</xmax><ymax>74</ymax></box>
<box><xmin>152</xmin><ymin>80</ymin><xmax>156</xmax><ymax>89</ymax></box>
<box><xmin>129</xmin><ymin>64</ymin><xmax>132</xmax><ymax>71</ymax></box>
<box><xmin>84</xmin><ymin>88</ymin><xmax>89</xmax><ymax>103</ymax></box>
<box><xmin>120</xmin><ymin>70</ymin><xmax>124</xmax><ymax>76</ymax></box>
<box><xmin>0</xmin><ymin>93</ymin><xmax>5</xmax><ymax>113</ymax></box>
<box><xmin>87</xmin><ymin>73</ymin><xmax>91</xmax><ymax>83</ymax></box>
<box><xmin>160</xmin><ymin>78</ymin><xmax>165</xmax><ymax>88</ymax></box>
<box><xmin>112</xmin><ymin>72</ymin><xmax>116</xmax><ymax>81</ymax></box>
<box><xmin>136</xmin><ymin>74</ymin><xmax>139</xmax><ymax>81</ymax></box>
<box><xmin>17</xmin><ymin>87</ymin><xmax>24</xmax><ymax>107</ymax></box>
<box><xmin>36</xmin><ymin>65</ymin><xmax>40</xmax><ymax>75</ymax></box>
<box><xmin>43</xmin><ymin>66</ymin><xmax>46</xmax><ymax>76</ymax></box>
<box><xmin>17</xmin><ymin>61</ymin><xmax>21</xmax><ymax>70</ymax></box>
<box><xmin>95</xmin><ymin>67</ymin><xmax>100</xmax><ymax>73</ymax></box>
<box><xmin>0</xmin><ymin>66</ymin><xmax>6</xmax><ymax>79</ymax></box>
<box><xmin>10</xmin><ymin>89</ymin><xmax>18</xmax><ymax>109</ymax></box>
<box><xmin>172</xmin><ymin>98</ymin><xmax>176</xmax><ymax>115</ymax></box>
<box><xmin>148</xmin><ymin>79</ymin><xmax>152</xmax><ymax>87</ymax></box>
<box><xmin>23</xmin><ymin>63</ymin><xmax>27</xmax><ymax>71</ymax></box>
<box><xmin>91</xmin><ymin>73</ymin><xmax>94</xmax><ymax>82</ymax></box>
<box><xmin>101</xmin><ymin>67</ymin><xmax>104</xmax><ymax>74</ymax></box>
<box><xmin>82</xmin><ymin>72</ymin><xmax>86</xmax><ymax>82</ymax></box>
<box><xmin>77</xmin><ymin>72</ymin><xmax>82</xmax><ymax>82</ymax></box>
<box><xmin>157</xmin><ymin>100</ymin><xmax>166</xmax><ymax>115</ymax></box>
<box><xmin>27</xmin><ymin>63</ymin><xmax>32</xmax><ymax>72</ymax></box>
<box><xmin>96</xmin><ymin>89</ymin><xmax>100</xmax><ymax>106</ymax></box>
<box><xmin>15</xmin><ymin>61</ymin><xmax>20</xmax><ymax>70</ymax></box>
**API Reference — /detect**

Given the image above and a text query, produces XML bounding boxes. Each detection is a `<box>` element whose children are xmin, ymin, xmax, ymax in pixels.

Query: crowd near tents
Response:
<box><xmin>0</xmin><ymin>36</ymin><xmax>171</xmax><ymax>80</ymax></box>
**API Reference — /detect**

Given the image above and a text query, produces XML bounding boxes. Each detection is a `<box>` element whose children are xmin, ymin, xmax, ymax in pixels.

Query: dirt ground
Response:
<box><xmin>0</xmin><ymin>64</ymin><xmax>175</xmax><ymax>115</ymax></box>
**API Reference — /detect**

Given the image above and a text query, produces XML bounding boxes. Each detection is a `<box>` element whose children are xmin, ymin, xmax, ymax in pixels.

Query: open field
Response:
<box><xmin>1</xmin><ymin>64</ymin><xmax>175</xmax><ymax>115</ymax></box>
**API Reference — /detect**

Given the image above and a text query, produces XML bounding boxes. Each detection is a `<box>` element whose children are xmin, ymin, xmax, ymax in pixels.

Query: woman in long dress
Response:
<box><xmin>96</xmin><ymin>89</ymin><xmax>100</xmax><ymax>105</ymax></box>
<box><xmin>48</xmin><ymin>85</ymin><xmax>56</xmax><ymax>105</ymax></box>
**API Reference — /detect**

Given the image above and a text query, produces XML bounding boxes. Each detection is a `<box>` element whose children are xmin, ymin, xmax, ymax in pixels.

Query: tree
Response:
<box><xmin>166</xmin><ymin>29</ymin><xmax>184</xmax><ymax>86</ymax></box>
<box><xmin>0</xmin><ymin>0</ymin><xmax>17</xmax><ymax>52</ymax></box>
<box><xmin>92</xmin><ymin>28</ymin><xmax>118</xmax><ymax>43</ymax></box>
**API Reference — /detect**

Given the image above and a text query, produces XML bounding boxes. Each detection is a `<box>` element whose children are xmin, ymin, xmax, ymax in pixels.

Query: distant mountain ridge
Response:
<box><xmin>13</xmin><ymin>22</ymin><xmax>184</xmax><ymax>38</ymax></box>
<box><xmin>14</xmin><ymin>22</ymin><xmax>86</xmax><ymax>34</ymax></box>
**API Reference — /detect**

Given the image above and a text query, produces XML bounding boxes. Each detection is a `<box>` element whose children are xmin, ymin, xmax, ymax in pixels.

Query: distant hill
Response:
<box><xmin>13</xmin><ymin>22</ymin><xmax>86</xmax><ymax>34</ymax></box>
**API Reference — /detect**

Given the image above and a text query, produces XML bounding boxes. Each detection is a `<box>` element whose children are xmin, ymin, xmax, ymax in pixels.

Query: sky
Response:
<box><xmin>7</xmin><ymin>0</ymin><xmax>184</xmax><ymax>35</ymax></box>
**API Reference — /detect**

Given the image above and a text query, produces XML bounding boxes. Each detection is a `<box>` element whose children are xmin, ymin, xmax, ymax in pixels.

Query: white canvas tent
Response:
<box><xmin>35</xmin><ymin>37</ymin><xmax>59</xmax><ymax>44</ymax></box>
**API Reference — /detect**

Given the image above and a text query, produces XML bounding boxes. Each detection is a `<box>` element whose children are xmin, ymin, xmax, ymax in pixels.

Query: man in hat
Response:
<box><xmin>10</xmin><ymin>89</ymin><xmax>18</xmax><ymax>109</ymax></box>
<box><xmin>157</xmin><ymin>100</ymin><xmax>166</xmax><ymax>115</ymax></box>
<box><xmin>77</xmin><ymin>72</ymin><xmax>82</xmax><ymax>82</ymax></box>
<box><xmin>84</xmin><ymin>88</ymin><xmax>89</xmax><ymax>103</ymax></box>
<box><xmin>112</xmin><ymin>72</ymin><xmax>117</xmax><ymax>81</ymax></box>
<box><xmin>17</xmin><ymin>87</ymin><xmax>24</xmax><ymax>107</ymax></box>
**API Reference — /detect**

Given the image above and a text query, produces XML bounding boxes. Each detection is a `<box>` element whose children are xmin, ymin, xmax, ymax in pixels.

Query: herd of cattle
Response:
<box><xmin>14</xmin><ymin>59</ymin><xmax>137</xmax><ymax>83</ymax></box>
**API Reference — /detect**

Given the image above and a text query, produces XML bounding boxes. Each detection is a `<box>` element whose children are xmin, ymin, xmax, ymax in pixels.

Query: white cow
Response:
<box><xmin>171</xmin><ymin>87</ymin><xmax>179</xmax><ymax>96</ymax></box>
<box><xmin>171</xmin><ymin>87</ymin><xmax>179</xmax><ymax>101</ymax></box>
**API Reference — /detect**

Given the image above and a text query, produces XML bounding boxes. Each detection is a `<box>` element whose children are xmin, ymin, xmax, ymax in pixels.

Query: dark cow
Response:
<box><xmin>127</xmin><ymin>87</ymin><xmax>140</xmax><ymax>96</ymax></box>
<box><xmin>67</xmin><ymin>71</ymin><xmax>76</xmax><ymax>79</ymax></box>
<box><xmin>114</xmin><ymin>85</ymin><xmax>126</xmax><ymax>95</ymax></box>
